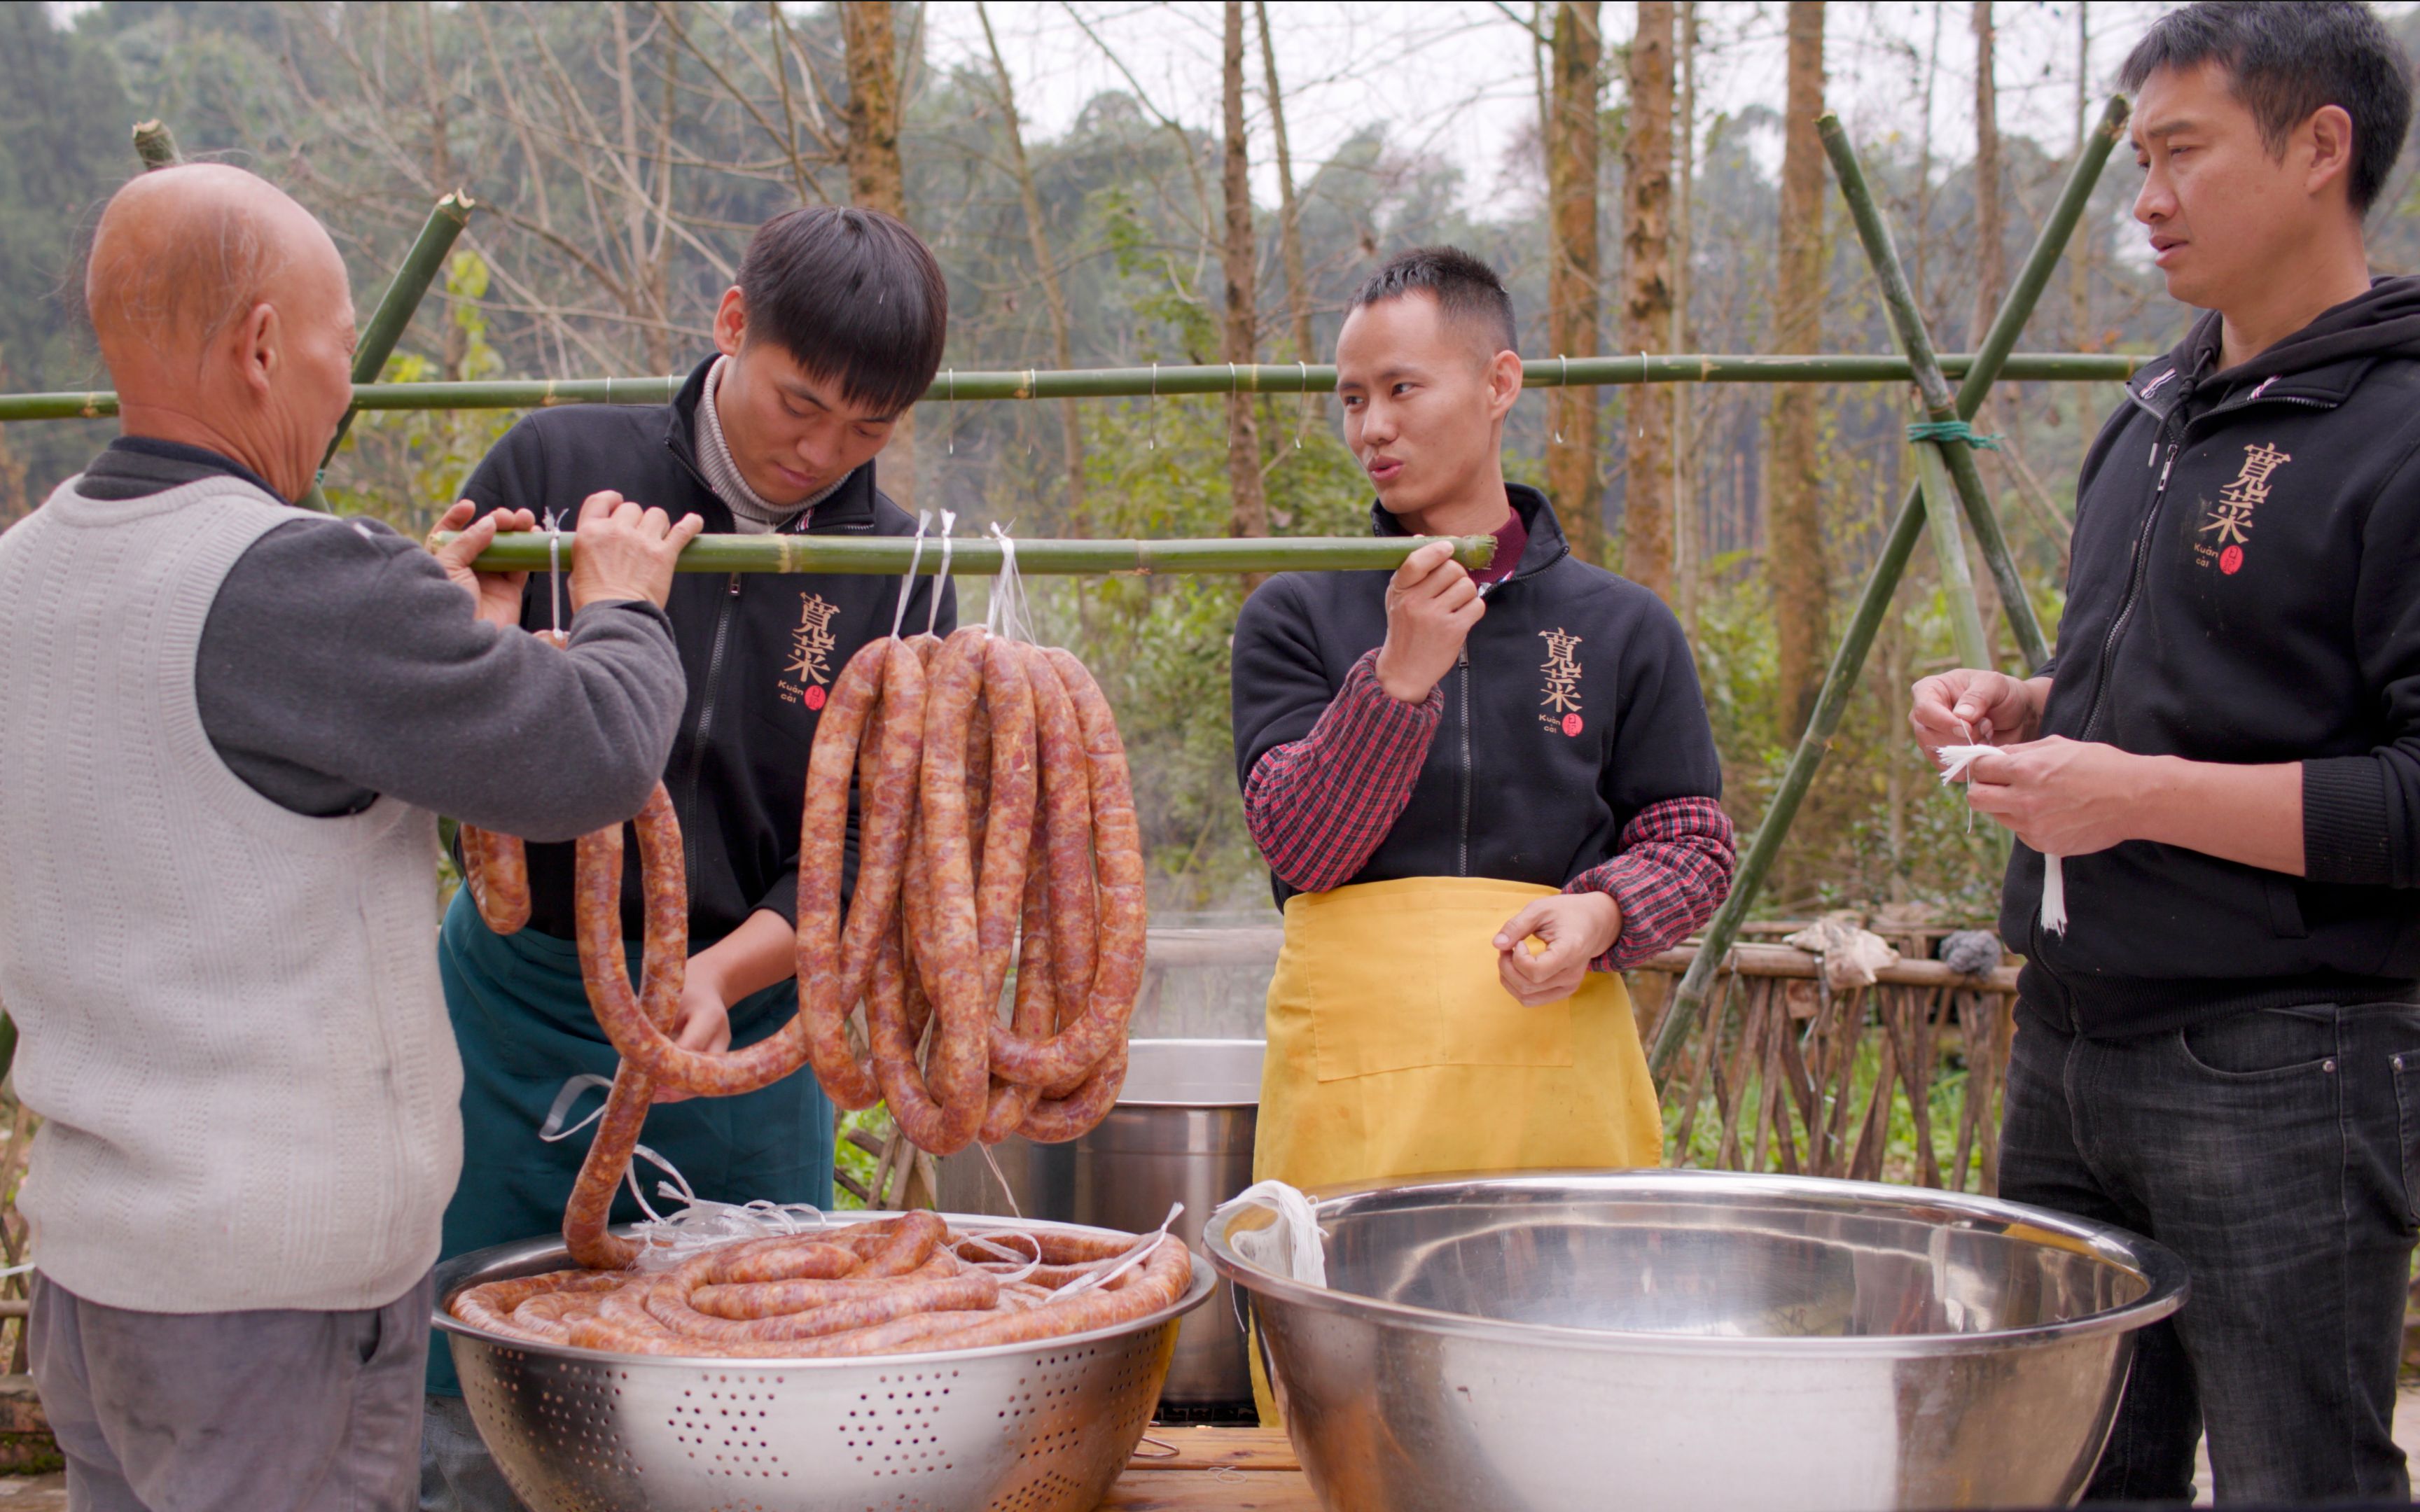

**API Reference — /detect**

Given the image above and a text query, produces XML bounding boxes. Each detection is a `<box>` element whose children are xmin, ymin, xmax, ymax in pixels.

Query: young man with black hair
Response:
<box><xmin>1230</xmin><ymin>248</ymin><xmax>1733</xmax><ymax>1291</ymax></box>
<box><xmin>1910</xmin><ymin>3</ymin><xmax>2420</xmax><ymax>1499</ymax></box>
<box><xmin>419</xmin><ymin>206</ymin><xmax>954</xmax><ymax>1510</ymax></box>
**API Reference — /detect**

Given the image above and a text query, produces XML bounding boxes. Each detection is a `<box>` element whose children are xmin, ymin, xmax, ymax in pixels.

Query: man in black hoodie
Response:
<box><xmin>422</xmin><ymin>207</ymin><xmax>953</xmax><ymax>1511</ymax></box>
<box><xmin>1230</xmin><ymin>247</ymin><xmax>1733</xmax><ymax>1208</ymax></box>
<box><xmin>1910</xmin><ymin>4</ymin><xmax>2420</xmax><ymax>1500</ymax></box>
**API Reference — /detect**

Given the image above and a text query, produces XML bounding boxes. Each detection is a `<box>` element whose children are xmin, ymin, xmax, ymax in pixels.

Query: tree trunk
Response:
<box><xmin>1673</xmin><ymin>0</ymin><xmax>1698</xmax><ymax>631</ymax></box>
<box><xmin>1767</xmin><ymin>0</ymin><xmax>1830</xmax><ymax>736</ymax></box>
<box><xmin>2071</xmin><ymin>1</ymin><xmax>2094</xmax><ymax>351</ymax></box>
<box><xmin>1547</xmin><ymin>1</ymin><xmax>1604</xmax><ymax>562</ymax></box>
<box><xmin>843</xmin><ymin>0</ymin><xmax>916</xmax><ymax>508</ymax></box>
<box><xmin>1969</xmin><ymin>1</ymin><xmax>2004</xmax><ymax>346</ymax></box>
<box><xmin>978</xmin><ymin>1</ymin><xmax>1085</xmax><ymax>526</ymax></box>
<box><xmin>1256</xmin><ymin>0</ymin><xmax>1314</xmax><ymax>368</ymax></box>
<box><xmin>1620</xmin><ymin>1</ymin><xmax>1675</xmax><ymax>602</ymax></box>
<box><xmin>1968</xmin><ymin>0</ymin><xmax>2008</xmax><ymax>663</ymax></box>
<box><xmin>1221</xmin><ymin>0</ymin><xmax>1268</xmax><ymax>542</ymax></box>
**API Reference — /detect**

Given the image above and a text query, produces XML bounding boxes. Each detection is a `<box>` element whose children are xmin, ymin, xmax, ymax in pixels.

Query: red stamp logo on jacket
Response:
<box><xmin>779</xmin><ymin>593</ymin><xmax>841</xmax><ymax>707</ymax></box>
<box><xmin>1539</xmin><ymin>627</ymin><xmax>1584</xmax><ymax>736</ymax></box>
<box><xmin>2195</xmin><ymin>442</ymin><xmax>2289</xmax><ymax>575</ymax></box>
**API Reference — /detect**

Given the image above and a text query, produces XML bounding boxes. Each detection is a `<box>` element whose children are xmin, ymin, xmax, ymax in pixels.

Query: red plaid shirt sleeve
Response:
<box><xmin>1242</xmin><ymin>649</ymin><xmax>1440</xmax><ymax>893</ymax></box>
<box><xmin>1565</xmin><ymin>796</ymin><xmax>1737</xmax><ymax>971</ymax></box>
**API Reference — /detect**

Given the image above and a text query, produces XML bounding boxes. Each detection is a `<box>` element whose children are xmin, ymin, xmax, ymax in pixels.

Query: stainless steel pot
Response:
<box><xmin>434</xmin><ymin>1214</ymin><xmax>1214</xmax><ymax>1512</ymax></box>
<box><xmin>1207</xmin><ymin>1170</ymin><xmax>2188</xmax><ymax>1511</ymax></box>
<box><xmin>939</xmin><ymin>1039</ymin><xmax>1263</xmax><ymax>1408</ymax></box>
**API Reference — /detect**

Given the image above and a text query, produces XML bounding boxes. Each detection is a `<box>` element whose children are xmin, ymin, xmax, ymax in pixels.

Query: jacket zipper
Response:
<box><xmin>1456</xmin><ymin>643</ymin><xmax>1471</xmax><ymax>877</ymax></box>
<box><xmin>2078</xmin><ymin>438</ymin><xmax>2175</xmax><ymax>743</ymax></box>
<box><xmin>678</xmin><ymin>573</ymin><xmax>744</xmax><ymax>899</ymax></box>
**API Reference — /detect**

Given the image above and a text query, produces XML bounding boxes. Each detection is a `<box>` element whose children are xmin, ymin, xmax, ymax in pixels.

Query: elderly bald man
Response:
<box><xmin>0</xmin><ymin>164</ymin><xmax>700</xmax><ymax>1511</ymax></box>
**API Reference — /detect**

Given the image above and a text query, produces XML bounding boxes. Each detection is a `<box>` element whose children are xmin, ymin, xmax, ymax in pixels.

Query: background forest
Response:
<box><xmin>5</xmin><ymin>0</ymin><xmax>2417</xmax><ymax>929</ymax></box>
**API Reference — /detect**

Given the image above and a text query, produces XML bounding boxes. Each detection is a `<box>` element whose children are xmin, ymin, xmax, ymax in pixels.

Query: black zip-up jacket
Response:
<box><xmin>463</xmin><ymin>356</ymin><xmax>954</xmax><ymax>949</ymax></box>
<box><xmin>2008</xmin><ymin>279</ymin><xmax>2420</xmax><ymax>1036</ymax></box>
<box><xmin>1230</xmin><ymin>484</ymin><xmax>1723</xmax><ymax>906</ymax></box>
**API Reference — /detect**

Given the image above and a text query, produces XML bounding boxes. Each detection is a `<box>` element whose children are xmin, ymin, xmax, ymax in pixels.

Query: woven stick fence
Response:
<box><xmin>1631</xmin><ymin>944</ymin><xmax>2018</xmax><ymax>1194</ymax></box>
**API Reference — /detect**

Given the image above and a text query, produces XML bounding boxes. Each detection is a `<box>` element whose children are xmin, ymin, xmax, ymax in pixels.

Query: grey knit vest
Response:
<box><xmin>0</xmin><ymin>474</ymin><xmax>460</xmax><ymax>1311</ymax></box>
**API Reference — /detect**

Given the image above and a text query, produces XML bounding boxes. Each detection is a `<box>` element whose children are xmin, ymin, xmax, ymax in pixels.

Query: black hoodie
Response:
<box><xmin>1230</xmin><ymin>484</ymin><xmax>1723</xmax><ymax>904</ymax></box>
<box><xmin>462</xmin><ymin>356</ymin><xmax>954</xmax><ymax>950</ymax></box>
<box><xmin>2006</xmin><ymin>278</ymin><xmax>2420</xmax><ymax>1036</ymax></box>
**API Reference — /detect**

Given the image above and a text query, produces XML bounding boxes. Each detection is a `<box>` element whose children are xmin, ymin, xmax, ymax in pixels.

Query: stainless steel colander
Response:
<box><xmin>433</xmin><ymin>1213</ymin><xmax>1214</xmax><ymax>1512</ymax></box>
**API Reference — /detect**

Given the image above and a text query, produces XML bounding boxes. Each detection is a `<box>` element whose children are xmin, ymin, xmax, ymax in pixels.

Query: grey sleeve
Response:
<box><xmin>195</xmin><ymin>517</ymin><xmax>686</xmax><ymax>840</ymax></box>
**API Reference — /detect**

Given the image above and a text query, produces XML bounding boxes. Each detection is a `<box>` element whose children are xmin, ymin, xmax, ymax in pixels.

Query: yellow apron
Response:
<box><xmin>1248</xmin><ymin>876</ymin><xmax>1662</xmax><ymax>1419</ymax></box>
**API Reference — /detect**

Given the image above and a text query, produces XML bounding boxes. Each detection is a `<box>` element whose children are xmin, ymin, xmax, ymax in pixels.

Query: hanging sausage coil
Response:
<box><xmin>450</xmin><ymin>624</ymin><xmax>1150</xmax><ymax>1348</ymax></box>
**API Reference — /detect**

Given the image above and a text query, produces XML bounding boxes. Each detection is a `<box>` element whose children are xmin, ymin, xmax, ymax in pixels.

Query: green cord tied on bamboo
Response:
<box><xmin>1905</xmin><ymin>418</ymin><xmax>2003</xmax><ymax>450</ymax></box>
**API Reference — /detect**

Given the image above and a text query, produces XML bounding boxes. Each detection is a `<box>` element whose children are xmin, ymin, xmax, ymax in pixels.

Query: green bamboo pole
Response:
<box><xmin>437</xmin><ymin>531</ymin><xmax>1497</xmax><ymax>577</ymax></box>
<box><xmin>131</xmin><ymin>119</ymin><xmax>182</xmax><ymax>170</ymax></box>
<box><xmin>1819</xmin><ymin>113</ymin><xmax>1991</xmax><ymax>673</ymax></box>
<box><xmin>298</xmin><ymin>191</ymin><xmax>476</xmax><ymax>510</ymax></box>
<box><xmin>0</xmin><ymin>352</ymin><xmax>2147</xmax><ymax>425</ymax></box>
<box><xmin>1650</xmin><ymin>95</ymin><xmax>2132</xmax><ymax>1079</ymax></box>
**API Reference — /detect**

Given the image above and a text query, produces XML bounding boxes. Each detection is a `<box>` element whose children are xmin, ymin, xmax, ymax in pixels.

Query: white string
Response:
<box><xmin>1294</xmin><ymin>359</ymin><xmax>1311</xmax><ymax>449</ymax></box>
<box><xmin>979</xmin><ymin>1142</ymin><xmax>1024</xmax><ymax>1219</ymax></box>
<box><xmin>1553</xmin><ymin>354</ymin><xmax>1568</xmax><ymax>443</ymax></box>
<box><xmin>536</xmin><ymin>1072</ymin><xmax>616</xmax><ymax>1142</ymax></box>
<box><xmin>890</xmin><ymin>510</ymin><xmax>931</xmax><ymax>639</ymax></box>
<box><xmin>945</xmin><ymin>368</ymin><xmax>957</xmax><ymax>456</ymax></box>
<box><xmin>927</xmin><ymin>510</ymin><xmax>959</xmax><ymax>637</ymax></box>
<box><xmin>2041</xmin><ymin>853</ymin><xmax>2068</xmax><ymax>934</ymax></box>
<box><xmin>957</xmin><ymin>1228</ymin><xmax>1042</xmax><ymax>1284</ymax></box>
<box><xmin>1214</xmin><ymin>1180</ymin><xmax>1326</xmax><ymax>1287</ymax></box>
<box><xmin>544</xmin><ymin>508</ymin><xmax>565</xmax><ymax>638</ymax></box>
<box><xmin>1050</xmin><ymin>1203</ymin><xmax>1183</xmax><ymax>1300</ymax></box>
<box><xmin>985</xmin><ymin>522</ymin><xmax>1030</xmax><ymax>643</ymax></box>
<box><xmin>1936</xmin><ymin>743</ymin><xmax>2067</xmax><ymax>937</ymax></box>
<box><xmin>1147</xmin><ymin>360</ymin><xmax>1159</xmax><ymax>451</ymax></box>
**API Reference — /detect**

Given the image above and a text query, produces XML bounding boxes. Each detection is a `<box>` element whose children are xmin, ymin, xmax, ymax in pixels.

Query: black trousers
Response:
<box><xmin>2002</xmin><ymin>1000</ymin><xmax>2420</xmax><ymax>1504</ymax></box>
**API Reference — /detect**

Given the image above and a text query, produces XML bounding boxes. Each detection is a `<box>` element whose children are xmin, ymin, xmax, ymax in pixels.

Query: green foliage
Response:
<box><xmin>326</xmin><ymin>252</ymin><xmax>519</xmax><ymax>535</ymax></box>
<box><xmin>833</xmin><ymin>1107</ymin><xmax>887</xmax><ymax>1211</ymax></box>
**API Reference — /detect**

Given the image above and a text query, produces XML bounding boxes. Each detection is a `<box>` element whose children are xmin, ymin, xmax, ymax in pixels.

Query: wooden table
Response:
<box><xmin>1100</xmin><ymin>1424</ymin><xmax>1317</xmax><ymax>1510</ymax></box>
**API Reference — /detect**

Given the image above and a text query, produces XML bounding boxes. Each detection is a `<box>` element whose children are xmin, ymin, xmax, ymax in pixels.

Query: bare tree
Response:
<box><xmin>978</xmin><ymin>1</ymin><xmax>1085</xmax><ymax>523</ymax></box>
<box><xmin>1547</xmin><ymin>1</ymin><xmax>1604</xmax><ymax>563</ymax></box>
<box><xmin>1621</xmin><ymin>1</ymin><xmax>1675</xmax><ymax>602</ymax></box>
<box><xmin>843</xmin><ymin>0</ymin><xmax>917</xmax><ymax>507</ymax></box>
<box><xmin>1672</xmin><ymin>0</ymin><xmax>1698</xmax><ymax>630</ymax></box>
<box><xmin>1968</xmin><ymin>0</ymin><xmax>2008</xmax><ymax>662</ymax></box>
<box><xmin>1221</xmin><ymin>0</ymin><xmax>1269</xmax><ymax>542</ymax></box>
<box><xmin>1969</xmin><ymin>1</ymin><xmax>2004</xmax><ymax>344</ymax></box>
<box><xmin>2071</xmin><ymin>0</ymin><xmax>2094</xmax><ymax>351</ymax></box>
<box><xmin>1255</xmin><ymin>0</ymin><xmax>1314</xmax><ymax>368</ymax></box>
<box><xmin>1767</xmin><ymin>0</ymin><xmax>1829</xmax><ymax>736</ymax></box>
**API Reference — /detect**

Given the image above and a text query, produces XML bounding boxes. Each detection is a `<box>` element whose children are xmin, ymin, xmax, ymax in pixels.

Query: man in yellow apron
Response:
<box><xmin>1230</xmin><ymin>244</ymin><xmax>1735</xmax><ymax>1203</ymax></box>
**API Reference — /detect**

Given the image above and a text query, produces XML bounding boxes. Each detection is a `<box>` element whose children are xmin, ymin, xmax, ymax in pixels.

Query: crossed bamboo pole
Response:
<box><xmin>0</xmin><ymin>113</ymin><xmax>2135</xmax><ymax>1091</ymax></box>
<box><xmin>1650</xmin><ymin>95</ymin><xmax>2134</xmax><ymax>1077</ymax></box>
<box><xmin>295</xmin><ymin>192</ymin><xmax>476</xmax><ymax>511</ymax></box>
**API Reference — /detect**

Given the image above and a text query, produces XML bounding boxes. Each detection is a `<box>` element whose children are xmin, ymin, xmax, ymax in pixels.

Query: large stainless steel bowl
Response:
<box><xmin>434</xmin><ymin>1213</ymin><xmax>1214</xmax><ymax>1512</ymax></box>
<box><xmin>1206</xmin><ymin>1170</ymin><xmax>2186</xmax><ymax>1511</ymax></box>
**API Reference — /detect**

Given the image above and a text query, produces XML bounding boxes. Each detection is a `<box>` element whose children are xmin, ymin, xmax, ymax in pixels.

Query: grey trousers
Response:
<box><xmin>29</xmin><ymin>1270</ymin><xmax>433</xmax><ymax>1512</ymax></box>
<box><xmin>417</xmin><ymin>1395</ymin><xmax>525</xmax><ymax>1512</ymax></box>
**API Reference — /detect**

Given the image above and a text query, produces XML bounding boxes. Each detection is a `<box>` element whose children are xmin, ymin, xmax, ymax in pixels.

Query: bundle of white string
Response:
<box><xmin>1936</xmin><ymin>743</ymin><xmax>2067</xmax><ymax>936</ymax></box>
<box><xmin>1214</xmin><ymin>1180</ymin><xmax>1327</xmax><ymax>1287</ymax></box>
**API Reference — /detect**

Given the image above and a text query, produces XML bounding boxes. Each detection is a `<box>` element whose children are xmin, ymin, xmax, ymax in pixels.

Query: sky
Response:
<box><xmin>930</xmin><ymin>1</ymin><xmax>2183</xmax><ymax>212</ymax></box>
